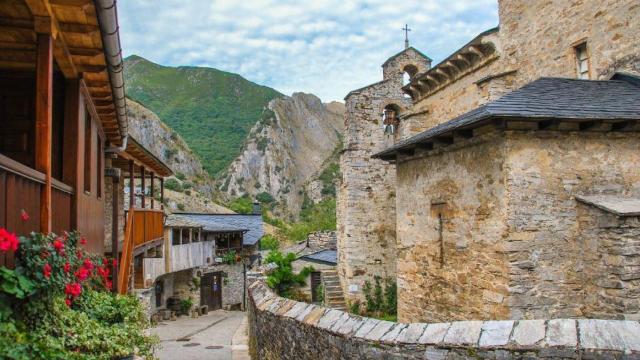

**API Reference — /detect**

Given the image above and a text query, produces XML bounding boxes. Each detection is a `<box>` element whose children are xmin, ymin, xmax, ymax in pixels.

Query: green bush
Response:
<box><xmin>259</xmin><ymin>234</ymin><xmax>279</xmax><ymax>251</ymax></box>
<box><xmin>0</xmin><ymin>230</ymin><xmax>157</xmax><ymax>359</ymax></box>
<box><xmin>361</xmin><ymin>276</ymin><xmax>397</xmax><ymax>321</ymax></box>
<box><xmin>228</xmin><ymin>195</ymin><xmax>253</xmax><ymax>214</ymax></box>
<box><xmin>256</xmin><ymin>192</ymin><xmax>275</xmax><ymax>204</ymax></box>
<box><xmin>177</xmin><ymin>203</ymin><xmax>185</xmax><ymax>211</ymax></box>
<box><xmin>180</xmin><ymin>298</ymin><xmax>193</xmax><ymax>315</ymax></box>
<box><xmin>164</xmin><ymin>178</ymin><xmax>183</xmax><ymax>192</ymax></box>
<box><xmin>264</xmin><ymin>250</ymin><xmax>312</xmax><ymax>298</ymax></box>
<box><xmin>175</xmin><ymin>172</ymin><xmax>187</xmax><ymax>181</ymax></box>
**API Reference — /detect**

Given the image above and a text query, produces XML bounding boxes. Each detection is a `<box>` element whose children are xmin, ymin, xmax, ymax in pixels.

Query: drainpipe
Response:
<box><xmin>94</xmin><ymin>0</ymin><xmax>128</xmax><ymax>147</ymax></box>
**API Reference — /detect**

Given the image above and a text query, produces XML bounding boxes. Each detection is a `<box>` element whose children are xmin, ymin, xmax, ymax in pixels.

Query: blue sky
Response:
<box><xmin>118</xmin><ymin>0</ymin><xmax>498</xmax><ymax>102</ymax></box>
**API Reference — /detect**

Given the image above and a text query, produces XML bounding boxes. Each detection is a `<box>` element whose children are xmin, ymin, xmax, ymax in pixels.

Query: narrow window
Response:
<box><xmin>172</xmin><ymin>228</ymin><xmax>180</xmax><ymax>245</ymax></box>
<box><xmin>83</xmin><ymin>111</ymin><xmax>91</xmax><ymax>193</ymax></box>
<box><xmin>96</xmin><ymin>134</ymin><xmax>102</xmax><ymax>198</ymax></box>
<box><xmin>574</xmin><ymin>42</ymin><xmax>590</xmax><ymax>80</ymax></box>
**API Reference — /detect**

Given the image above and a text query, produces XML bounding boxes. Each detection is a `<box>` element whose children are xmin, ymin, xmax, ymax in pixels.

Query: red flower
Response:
<box><xmin>20</xmin><ymin>209</ymin><xmax>29</xmax><ymax>222</ymax></box>
<box><xmin>64</xmin><ymin>283</ymin><xmax>82</xmax><ymax>297</ymax></box>
<box><xmin>97</xmin><ymin>266</ymin><xmax>110</xmax><ymax>278</ymax></box>
<box><xmin>65</xmin><ymin>298</ymin><xmax>72</xmax><ymax>307</ymax></box>
<box><xmin>63</xmin><ymin>262</ymin><xmax>71</xmax><ymax>273</ymax></box>
<box><xmin>43</xmin><ymin>263</ymin><xmax>52</xmax><ymax>279</ymax></box>
<box><xmin>75</xmin><ymin>267</ymin><xmax>89</xmax><ymax>281</ymax></box>
<box><xmin>53</xmin><ymin>239</ymin><xmax>64</xmax><ymax>253</ymax></box>
<box><xmin>82</xmin><ymin>258</ymin><xmax>94</xmax><ymax>271</ymax></box>
<box><xmin>76</xmin><ymin>250</ymin><xmax>83</xmax><ymax>260</ymax></box>
<box><xmin>80</xmin><ymin>238</ymin><xmax>87</xmax><ymax>245</ymax></box>
<box><xmin>112</xmin><ymin>259</ymin><xmax>118</xmax><ymax>267</ymax></box>
<box><xmin>0</xmin><ymin>228</ymin><xmax>19</xmax><ymax>252</ymax></box>
<box><xmin>104</xmin><ymin>280</ymin><xmax>112</xmax><ymax>291</ymax></box>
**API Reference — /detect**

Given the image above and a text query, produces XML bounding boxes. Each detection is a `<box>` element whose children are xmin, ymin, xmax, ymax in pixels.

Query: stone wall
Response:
<box><xmin>247</xmin><ymin>281</ymin><xmax>640</xmax><ymax>360</ymax></box>
<box><xmin>504</xmin><ymin>131</ymin><xmax>640</xmax><ymax>319</ymax></box>
<box><xmin>394</xmin><ymin>130</ymin><xmax>640</xmax><ymax>323</ymax></box>
<box><xmin>306</xmin><ymin>231</ymin><xmax>337</xmax><ymax>250</ymax></box>
<box><xmin>206</xmin><ymin>263</ymin><xmax>245</xmax><ymax>309</ymax></box>
<box><xmin>395</xmin><ymin>133</ymin><xmax>509</xmax><ymax>323</ymax></box>
<box><xmin>499</xmin><ymin>0</ymin><xmax>640</xmax><ymax>86</ymax></box>
<box><xmin>103</xmin><ymin>172</ymin><xmax>124</xmax><ymax>253</ymax></box>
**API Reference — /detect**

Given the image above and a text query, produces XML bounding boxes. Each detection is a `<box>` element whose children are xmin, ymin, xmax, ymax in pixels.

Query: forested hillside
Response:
<box><xmin>124</xmin><ymin>55</ymin><xmax>283</xmax><ymax>176</ymax></box>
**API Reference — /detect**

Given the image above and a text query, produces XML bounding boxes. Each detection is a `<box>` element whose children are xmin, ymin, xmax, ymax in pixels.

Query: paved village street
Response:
<box><xmin>151</xmin><ymin>311</ymin><xmax>249</xmax><ymax>360</ymax></box>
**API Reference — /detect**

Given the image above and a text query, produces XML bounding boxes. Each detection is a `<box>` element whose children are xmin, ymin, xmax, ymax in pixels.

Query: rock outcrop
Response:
<box><xmin>219</xmin><ymin>93</ymin><xmax>344</xmax><ymax>219</ymax></box>
<box><xmin>126</xmin><ymin>99</ymin><xmax>232</xmax><ymax>214</ymax></box>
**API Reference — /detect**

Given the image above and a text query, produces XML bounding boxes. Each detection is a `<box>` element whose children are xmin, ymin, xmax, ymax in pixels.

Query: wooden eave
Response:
<box><xmin>0</xmin><ymin>0</ymin><xmax>122</xmax><ymax>144</ymax></box>
<box><xmin>111</xmin><ymin>137</ymin><xmax>173</xmax><ymax>178</ymax></box>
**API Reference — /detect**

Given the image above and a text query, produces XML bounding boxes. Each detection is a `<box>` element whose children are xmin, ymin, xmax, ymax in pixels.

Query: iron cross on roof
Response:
<box><xmin>402</xmin><ymin>24</ymin><xmax>411</xmax><ymax>49</ymax></box>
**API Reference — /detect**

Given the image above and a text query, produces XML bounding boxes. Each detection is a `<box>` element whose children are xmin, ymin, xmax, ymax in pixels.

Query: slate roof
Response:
<box><xmin>298</xmin><ymin>249</ymin><xmax>337</xmax><ymax>265</ymax></box>
<box><xmin>170</xmin><ymin>213</ymin><xmax>264</xmax><ymax>246</ymax></box>
<box><xmin>381</xmin><ymin>46</ymin><xmax>432</xmax><ymax>67</ymax></box>
<box><xmin>576</xmin><ymin>195</ymin><xmax>640</xmax><ymax>217</ymax></box>
<box><xmin>165</xmin><ymin>215</ymin><xmax>203</xmax><ymax>228</ymax></box>
<box><xmin>374</xmin><ymin>76</ymin><xmax>640</xmax><ymax>159</ymax></box>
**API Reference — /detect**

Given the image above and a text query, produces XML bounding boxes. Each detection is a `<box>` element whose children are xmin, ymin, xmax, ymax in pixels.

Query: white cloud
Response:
<box><xmin>118</xmin><ymin>0</ymin><xmax>498</xmax><ymax>102</ymax></box>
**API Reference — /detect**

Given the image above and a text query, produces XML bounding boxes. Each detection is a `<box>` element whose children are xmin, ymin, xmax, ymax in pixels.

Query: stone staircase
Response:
<box><xmin>322</xmin><ymin>270</ymin><xmax>346</xmax><ymax>311</ymax></box>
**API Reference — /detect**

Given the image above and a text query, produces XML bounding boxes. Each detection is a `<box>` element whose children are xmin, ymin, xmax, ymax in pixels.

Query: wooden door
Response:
<box><xmin>201</xmin><ymin>272</ymin><xmax>222</xmax><ymax>310</ymax></box>
<box><xmin>311</xmin><ymin>271</ymin><xmax>322</xmax><ymax>303</ymax></box>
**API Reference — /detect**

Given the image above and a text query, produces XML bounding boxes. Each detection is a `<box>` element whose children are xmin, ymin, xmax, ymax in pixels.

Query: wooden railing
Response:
<box><xmin>117</xmin><ymin>208</ymin><xmax>164</xmax><ymax>294</ymax></box>
<box><xmin>0</xmin><ymin>154</ymin><xmax>73</xmax><ymax>268</ymax></box>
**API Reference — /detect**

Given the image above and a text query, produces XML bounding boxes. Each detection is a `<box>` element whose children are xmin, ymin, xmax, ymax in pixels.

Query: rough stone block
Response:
<box><xmin>443</xmin><ymin>321</ymin><xmax>483</xmax><ymax>345</ymax></box>
<box><xmin>545</xmin><ymin>319</ymin><xmax>577</xmax><ymax>347</ymax></box>
<box><xmin>354</xmin><ymin>318</ymin><xmax>380</xmax><ymax>338</ymax></box>
<box><xmin>419</xmin><ymin>323</ymin><xmax>451</xmax><ymax>344</ymax></box>
<box><xmin>363</xmin><ymin>320</ymin><xmax>395</xmax><ymax>341</ymax></box>
<box><xmin>424</xmin><ymin>348</ymin><xmax>449</xmax><ymax>360</ymax></box>
<box><xmin>511</xmin><ymin>320</ymin><xmax>545</xmax><ymax>346</ymax></box>
<box><xmin>294</xmin><ymin>304</ymin><xmax>317</xmax><ymax>321</ymax></box>
<box><xmin>579</xmin><ymin>319</ymin><xmax>640</xmax><ymax>352</ymax></box>
<box><xmin>380</xmin><ymin>323</ymin><xmax>407</xmax><ymax>343</ymax></box>
<box><xmin>334</xmin><ymin>315</ymin><xmax>365</xmax><ymax>336</ymax></box>
<box><xmin>396</xmin><ymin>323</ymin><xmax>428</xmax><ymax>343</ymax></box>
<box><xmin>282</xmin><ymin>302</ymin><xmax>308</xmax><ymax>318</ymax></box>
<box><xmin>479</xmin><ymin>320</ymin><xmax>514</xmax><ymax>347</ymax></box>
<box><xmin>317</xmin><ymin>309</ymin><xmax>345</xmax><ymax>330</ymax></box>
<box><xmin>302</xmin><ymin>307</ymin><xmax>326</xmax><ymax>326</ymax></box>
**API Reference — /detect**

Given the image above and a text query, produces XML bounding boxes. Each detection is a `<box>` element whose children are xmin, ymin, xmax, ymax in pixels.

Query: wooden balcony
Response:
<box><xmin>117</xmin><ymin>208</ymin><xmax>164</xmax><ymax>294</ymax></box>
<box><xmin>0</xmin><ymin>154</ymin><xmax>72</xmax><ymax>268</ymax></box>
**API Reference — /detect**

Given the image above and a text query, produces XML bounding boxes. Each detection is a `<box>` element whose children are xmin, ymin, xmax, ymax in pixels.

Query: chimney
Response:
<box><xmin>252</xmin><ymin>202</ymin><xmax>262</xmax><ymax>215</ymax></box>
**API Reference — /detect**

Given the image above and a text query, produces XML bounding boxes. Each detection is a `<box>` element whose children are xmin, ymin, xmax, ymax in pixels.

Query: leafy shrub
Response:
<box><xmin>175</xmin><ymin>172</ymin><xmax>187</xmax><ymax>181</ymax></box>
<box><xmin>264</xmin><ymin>250</ymin><xmax>312</xmax><ymax>298</ymax></box>
<box><xmin>0</xmin><ymin>227</ymin><xmax>157</xmax><ymax>359</ymax></box>
<box><xmin>177</xmin><ymin>203</ymin><xmax>185</xmax><ymax>211</ymax></box>
<box><xmin>221</xmin><ymin>250</ymin><xmax>240</xmax><ymax>265</ymax></box>
<box><xmin>164</xmin><ymin>178</ymin><xmax>183</xmax><ymax>192</ymax></box>
<box><xmin>256</xmin><ymin>192</ymin><xmax>275</xmax><ymax>204</ymax></box>
<box><xmin>361</xmin><ymin>276</ymin><xmax>397</xmax><ymax>321</ymax></box>
<box><xmin>180</xmin><ymin>298</ymin><xmax>193</xmax><ymax>315</ymax></box>
<box><xmin>259</xmin><ymin>234</ymin><xmax>279</xmax><ymax>251</ymax></box>
<box><xmin>164</xmin><ymin>148</ymin><xmax>178</xmax><ymax>159</ymax></box>
<box><xmin>228</xmin><ymin>195</ymin><xmax>253</xmax><ymax>214</ymax></box>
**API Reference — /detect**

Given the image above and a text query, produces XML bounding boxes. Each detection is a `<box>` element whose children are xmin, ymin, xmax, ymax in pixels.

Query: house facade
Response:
<box><xmin>339</xmin><ymin>0</ymin><xmax>640</xmax><ymax>322</ymax></box>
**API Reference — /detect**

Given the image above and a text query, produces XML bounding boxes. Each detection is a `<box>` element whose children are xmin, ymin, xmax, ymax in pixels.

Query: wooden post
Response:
<box><xmin>150</xmin><ymin>172</ymin><xmax>155</xmax><ymax>209</ymax></box>
<box><xmin>140</xmin><ymin>166</ymin><xmax>145</xmax><ymax>209</ymax></box>
<box><xmin>35</xmin><ymin>32</ymin><xmax>53</xmax><ymax>234</ymax></box>
<box><xmin>128</xmin><ymin>160</ymin><xmax>134</xmax><ymax>209</ymax></box>
<box><xmin>111</xmin><ymin>174</ymin><xmax>120</xmax><ymax>293</ymax></box>
<box><xmin>160</xmin><ymin>178</ymin><xmax>164</xmax><ymax>210</ymax></box>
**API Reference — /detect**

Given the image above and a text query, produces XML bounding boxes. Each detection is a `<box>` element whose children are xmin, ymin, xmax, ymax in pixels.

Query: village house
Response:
<box><xmin>339</xmin><ymin>0</ymin><xmax>640</xmax><ymax>323</ymax></box>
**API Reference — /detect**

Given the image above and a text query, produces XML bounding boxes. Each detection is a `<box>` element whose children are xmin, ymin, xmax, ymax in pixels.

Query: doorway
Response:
<box><xmin>311</xmin><ymin>271</ymin><xmax>322</xmax><ymax>303</ymax></box>
<box><xmin>201</xmin><ymin>272</ymin><xmax>222</xmax><ymax>310</ymax></box>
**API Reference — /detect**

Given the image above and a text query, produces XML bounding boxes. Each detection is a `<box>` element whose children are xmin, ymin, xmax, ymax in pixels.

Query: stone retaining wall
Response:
<box><xmin>248</xmin><ymin>281</ymin><xmax>640</xmax><ymax>359</ymax></box>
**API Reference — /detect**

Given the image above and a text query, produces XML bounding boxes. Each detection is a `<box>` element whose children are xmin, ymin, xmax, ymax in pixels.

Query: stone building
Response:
<box><xmin>339</xmin><ymin>0</ymin><xmax>640</xmax><ymax>322</ymax></box>
<box><xmin>338</xmin><ymin>47</ymin><xmax>430</xmax><ymax>302</ymax></box>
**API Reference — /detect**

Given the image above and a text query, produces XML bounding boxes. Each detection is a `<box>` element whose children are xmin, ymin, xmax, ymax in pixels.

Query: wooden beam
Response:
<box><xmin>111</xmin><ymin>174</ymin><xmax>120</xmax><ymax>293</ymax></box>
<box><xmin>68</xmin><ymin>47</ymin><xmax>102</xmax><ymax>56</ymax></box>
<box><xmin>50</xmin><ymin>0</ymin><xmax>91</xmax><ymax>6</ymax></box>
<box><xmin>140</xmin><ymin>165</ymin><xmax>145</xmax><ymax>208</ymax></box>
<box><xmin>58</xmin><ymin>22</ymin><xmax>98</xmax><ymax>34</ymax></box>
<box><xmin>160</xmin><ymin>178</ymin><xmax>164</xmax><ymax>211</ymax></box>
<box><xmin>77</xmin><ymin>64</ymin><xmax>107</xmax><ymax>73</ymax></box>
<box><xmin>129</xmin><ymin>160</ymin><xmax>134</xmax><ymax>208</ymax></box>
<box><xmin>150</xmin><ymin>172</ymin><xmax>155</xmax><ymax>209</ymax></box>
<box><xmin>35</xmin><ymin>33</ymin><xmax>53</xmax><ymax>233</ymax></box>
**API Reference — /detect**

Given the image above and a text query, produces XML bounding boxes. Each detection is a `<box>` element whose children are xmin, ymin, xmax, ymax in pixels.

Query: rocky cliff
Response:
<box><xmin>218</xmin><ymin>93</ymin><xmax>345</xmax><ymax>219</ymax></box>
<box><xmin>126</xmin><ymin>99</ymin><xmax>232</xmax><ymax>213</ymax></box>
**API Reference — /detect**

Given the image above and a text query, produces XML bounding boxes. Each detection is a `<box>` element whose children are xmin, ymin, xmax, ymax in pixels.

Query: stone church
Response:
<box><xmin>338</xmin><ymin>0</ymin><xmax>640</xmax><ymax>323</ymax></box>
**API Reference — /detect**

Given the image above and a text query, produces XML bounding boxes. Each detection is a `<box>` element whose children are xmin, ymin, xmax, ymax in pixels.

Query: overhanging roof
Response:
<box><xmin>374</xmin><ymin>76</ymin><xmax>640</xmax><ymax>160</ymax></box>
<box><xmin>112</xmin><ymin>136</ymin><xmax>173</xmax><ymax>177</ymax></box>
<box><xmin>170</xmin><ymin>213</ymin><xmax>264</xmax><ymax>246</ymax></box>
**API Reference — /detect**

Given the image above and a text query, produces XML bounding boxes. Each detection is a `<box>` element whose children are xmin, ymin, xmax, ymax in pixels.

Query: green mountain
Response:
<box><xmin>123</xmin><ymin>55</ymin><xmax>283</xmax><ymax>176</ymax></box>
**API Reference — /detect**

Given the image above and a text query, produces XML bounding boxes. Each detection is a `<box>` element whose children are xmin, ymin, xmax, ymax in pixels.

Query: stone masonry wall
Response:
<box><xmin>103</xmin><ymin>174</ymin><xmax>124</xmax><ymax>253</ymax></box>
<box><xmin>578</xmin><ymin>205</ymin><xmax>640</xmax><ymax>319</ymax></box>
<box><xmin>338</xmin><ymin>48</ymin><xmax>429</xmax><ymax>304</ymax></box>
<box><xmin>395</xmin><ymin>133</ymin><xmax>509</xmax><ymax>323</ymax></box>
<box><xmin>499</xmin><ymin>0</ymin><xmax>640</xmax><ymax>86</ymax></box>
<box><xmin>206</xmin><ymin>263</ymin><xmax>244</xmax><ymax>308</ymax></box>
<box><xmin>504</xmin><ymin>131</ymin><xmax>640</xmax><ymax>320</ymax></box>
<box><xmin>247</xmin><ymin>281</ymin><xmax>640</xmax><ymax>360</ymax></box>
<box><xmin>306</xmin><ymin>231</ymin><xmax>337</xmax><ymax>250</ymax></box>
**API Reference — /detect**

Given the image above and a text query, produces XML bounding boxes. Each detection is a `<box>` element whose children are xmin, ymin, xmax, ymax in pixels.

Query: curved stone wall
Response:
<box><xmin>248</xmin><ymin>281</ymin><xmax>640</xmax><ymax>359</ymax></box>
